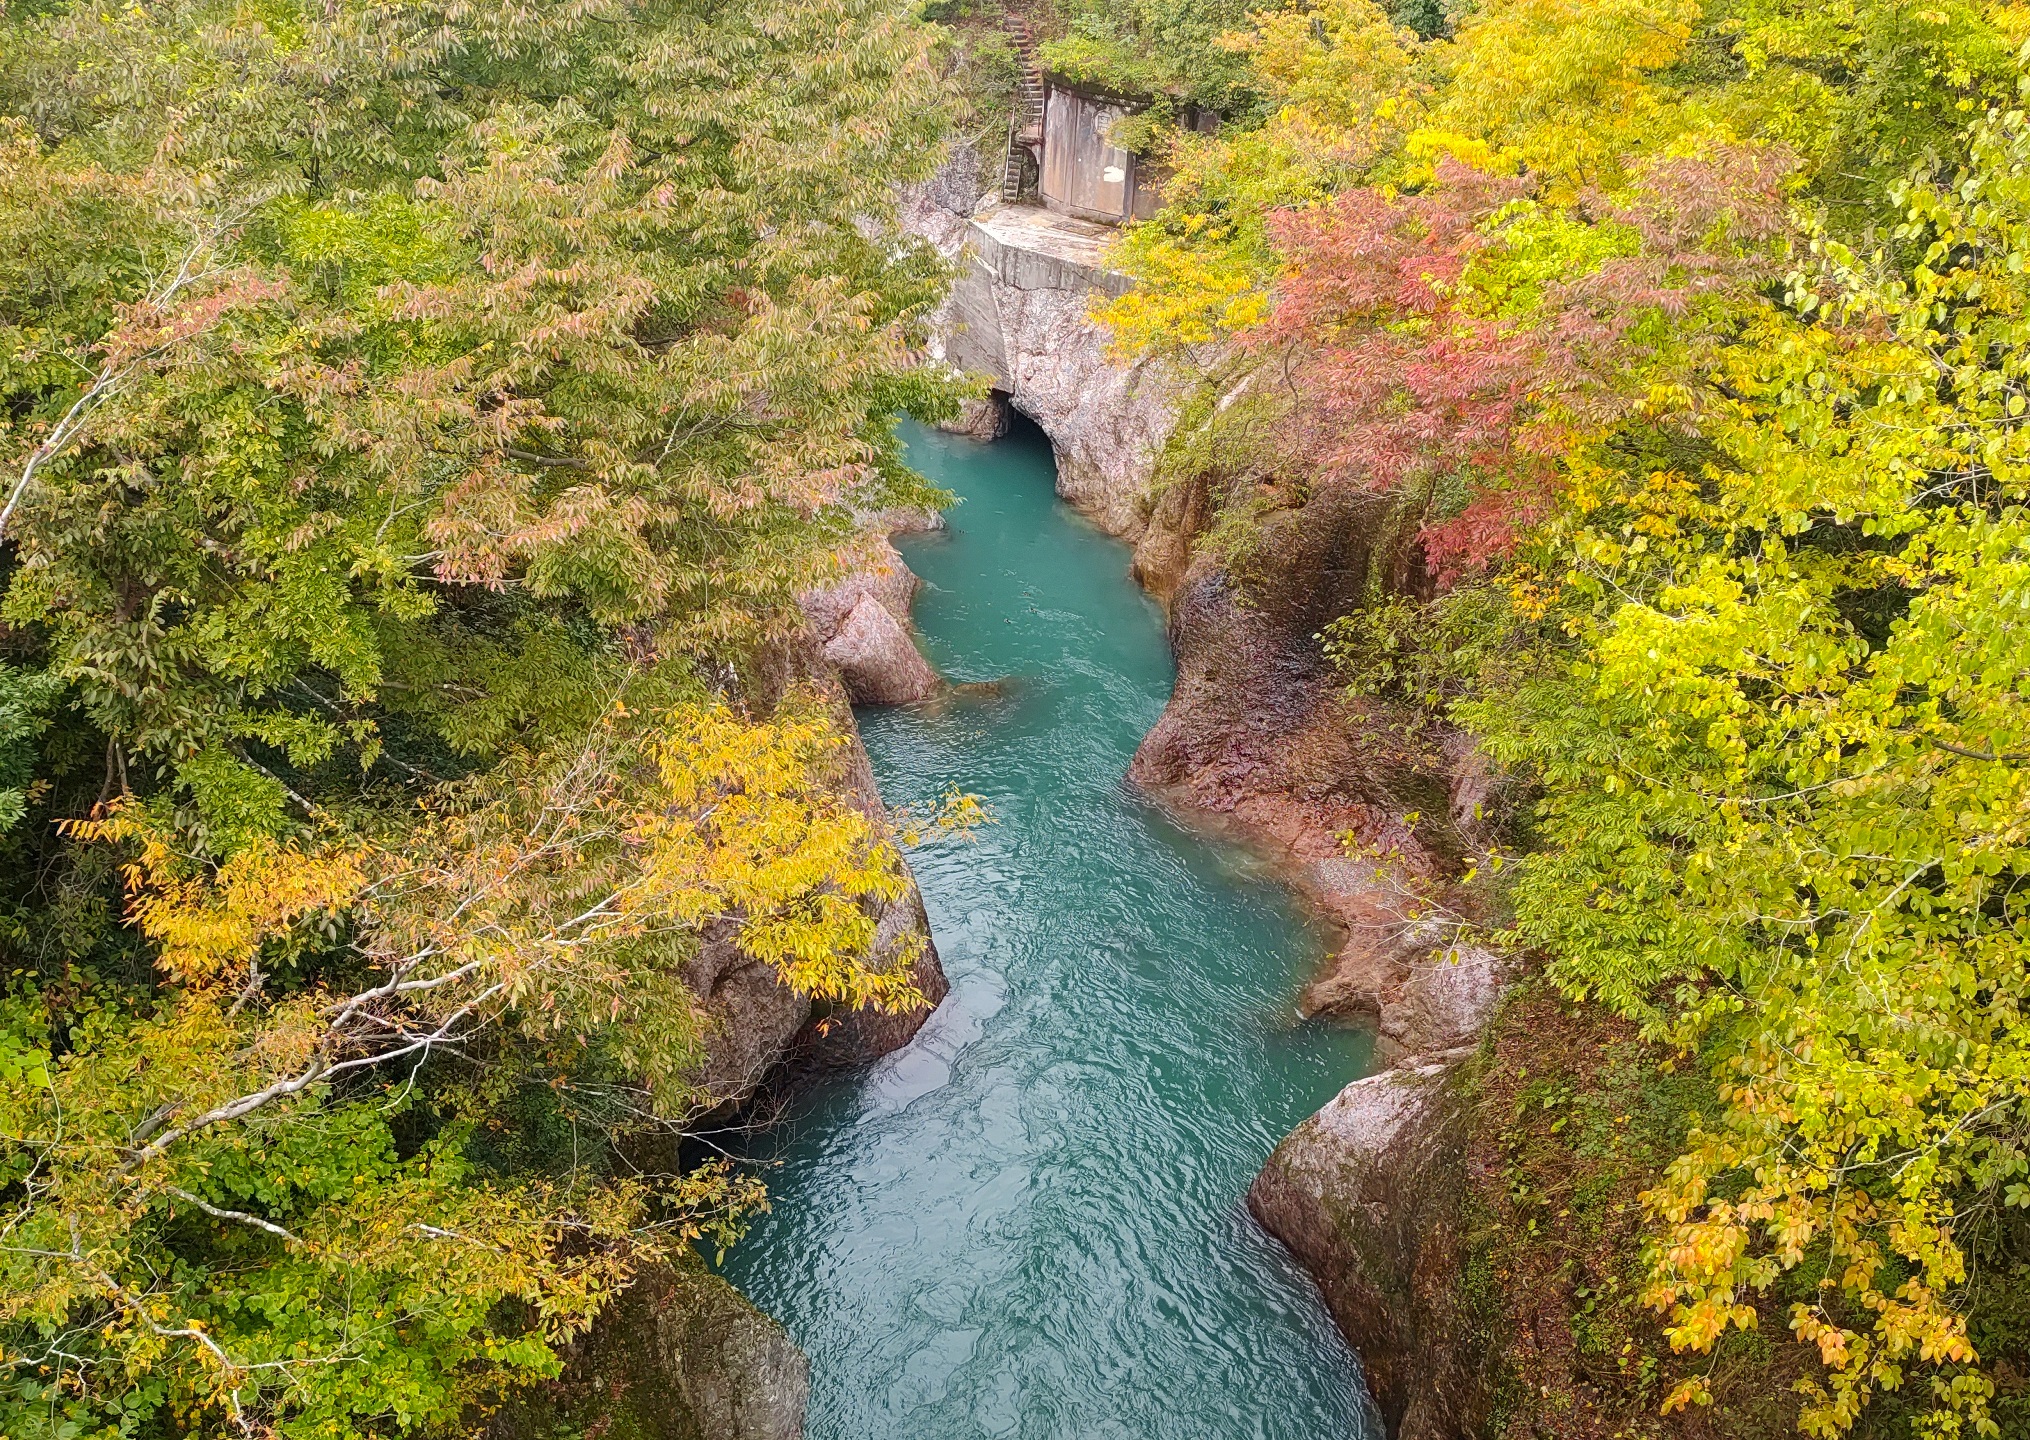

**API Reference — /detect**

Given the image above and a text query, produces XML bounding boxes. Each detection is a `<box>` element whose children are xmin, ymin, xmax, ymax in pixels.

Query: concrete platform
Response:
<box><xmin>967</xmin><ymin>202</ymin><xmax>1132</xmax><ymax>298</ymax></box>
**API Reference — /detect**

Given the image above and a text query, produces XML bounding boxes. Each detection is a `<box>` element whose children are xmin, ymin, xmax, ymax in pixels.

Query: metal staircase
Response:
<box><xmin>1000</xmin><ymin>14</ymin><xmax>1045</xmax><ymax>203</ymax></box>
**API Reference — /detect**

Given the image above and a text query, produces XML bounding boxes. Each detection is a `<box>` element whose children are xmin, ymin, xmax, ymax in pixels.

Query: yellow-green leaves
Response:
<box><xmin>6</xmin><ymin>692</ymin><xmax>910</xmax><ymax>1434</ymax></box>
<box><xmin>1471</xmin><ymin>108</ymin><xmax>2030</xmax><ymax>1440</ymax></box>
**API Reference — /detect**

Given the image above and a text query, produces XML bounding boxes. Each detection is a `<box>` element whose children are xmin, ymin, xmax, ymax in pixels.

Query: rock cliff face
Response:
<box><xmin>1247</xmin><ymin>1062</ymin><xmax>1496</xmax><ymax>1440</ymax></box>
<box><xmin>484</xmin><ymin>1259</ymin><xmax>809</xmax><ymax>1440</ymax></box>
<box><xmin>1126</xmin><ymin>485</ymin><xmax>1509</xmax><ymax>1064</ymax></box>
<box><xmin>903</xmin><ymin>150</ymin><xmax>1190</xmax><ymax>538</ymax></box>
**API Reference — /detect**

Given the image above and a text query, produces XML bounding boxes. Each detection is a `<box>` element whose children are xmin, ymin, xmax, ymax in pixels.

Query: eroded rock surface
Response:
<box><xmin>484</xmin><ymin>1259</ymin><xmax>809</xmax><ymax>1440</ymax></box>
<box><xmin>824</xmin><ymin>594</ymin><xmax>939</xmax><ymax>704</ymax></box>
<box><xmin>1248</xmin><ymin>1062</ymin><xmax>1494</xmax><ymax>1440</ymax></box>
<box><xmin>686</xmin><ymin>592</ymin><xmax>950</xmax><ymax>1109</ymax></box>
<box><xmin>801</xmin><ymin>533</ymin><xmax>920</xmax><ymax>639</ymax></box>
<box><xmin>903</xmin><ymin>150</ymin><xmax>1191</xmax><ymax>540</ymax></box>
<box><xmin>1122</xmin><ymin>484</ymin><xmax>1512</xmax><ymax>1060</ymax></box>
<box><xmin>801</xmin><ymin>530</ymin><xmax>941</xmax><ymax>706</ymax></box>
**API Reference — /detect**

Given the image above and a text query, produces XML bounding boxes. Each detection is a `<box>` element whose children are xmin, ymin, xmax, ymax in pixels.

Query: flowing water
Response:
<box><xmin>722</xmin><ymin>418</ymin><xmax>1379</xmax><ymax>1440</ymax></box>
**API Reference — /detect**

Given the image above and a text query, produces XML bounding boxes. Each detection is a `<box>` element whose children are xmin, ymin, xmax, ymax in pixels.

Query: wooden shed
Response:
<box><xmin>1037</xmin><ymin>80</ymin><xmax>1164</xmax><ymax>225</ymax></box>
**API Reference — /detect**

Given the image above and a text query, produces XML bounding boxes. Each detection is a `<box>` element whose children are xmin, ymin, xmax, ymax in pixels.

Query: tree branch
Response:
<box><xmin>1931</xmin><ymin>737</ymin><xmax>2029</xmax><ymax>764</ymax></box>
<box><xmin>505</xmin><ymin>446</ymin><xmax>591</xmax><ymax>470</ymax></box>
<box><xmin>164</xmin><ymin>1188</ymin><xmax>301</xmax><ymax>1244</ymax></box>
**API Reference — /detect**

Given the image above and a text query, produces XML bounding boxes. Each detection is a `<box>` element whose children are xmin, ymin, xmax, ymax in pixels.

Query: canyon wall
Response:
<box><xmin>902</xmin><ymin>148</ymin><xmax>1190</xmax><ymax>539</ymax></box>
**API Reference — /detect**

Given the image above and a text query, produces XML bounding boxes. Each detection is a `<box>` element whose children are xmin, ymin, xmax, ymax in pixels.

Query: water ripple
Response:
<box><xmin>724</xmin><ymin>419</ymin><xmax>1380</xmax><ymax>1440</ymax></box>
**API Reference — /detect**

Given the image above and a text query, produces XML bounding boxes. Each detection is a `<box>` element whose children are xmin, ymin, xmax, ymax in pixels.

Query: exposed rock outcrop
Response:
<box><xmin>800</xmin><ymin>532</ymin><xmax>921</xmax><ymax>639</ymax></box>
<box><xmin>1247</xmin><ymin>1061</ymin><xmax>1495</xmax><ymax>1440</ymax></box>
<box><xmin>484</xmin><ymin>1258</ymin><xmax>809</xmax><ymax>1440</ymax></box>
<box><xmin>678</xmin><ymin>637</ymin><xmax>948</xmax><ymax>1105</ymax></box>
<box><xmin>689</xmin><ymin>523</ymin><xmax>953</xmax><ymax>1108</ymax></box>
<box><xmin>680</xmin><ymin>920</ymin><xmax>825</xmax><ymax>1107</ymax></box>
<box><xmin>800</xmin><ymin>530</ymin><xmax>941</xmax><ymax>706</ymax></box>
<box><xmin>823</xmin><ymin>594</ymin><xmax>939</xmax><ymax>704</ymax></box>
<box><xmin>1124</xmin><ymin>483</ymin><xmax>1513</xmax><ymax>1064</ymax></box>
<box><xmin>944</xmin><ymin>391</ymin><xmax>1011</xmax><ymax>440</ymax></box>
<box><xmin>903</xmin><ymin>150</ymin><xmax>1192</xmax><ymax>539</ymax></box>
<box><xmin>678</xmin><ymin>774</ymin><xmax>949</xmax><ymax>1105</ymax></box>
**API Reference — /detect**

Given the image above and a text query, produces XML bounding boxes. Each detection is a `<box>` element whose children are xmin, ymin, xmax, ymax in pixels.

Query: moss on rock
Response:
<box><xmin>478</xmin><ymin>1259</ymin><xmax>808</xmax><ymax>1440</ymax></box>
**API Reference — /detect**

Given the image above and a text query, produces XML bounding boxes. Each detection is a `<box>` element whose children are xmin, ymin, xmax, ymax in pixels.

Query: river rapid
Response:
<box><xmin>723</xmin><ymin>418</ymin><xmax>1380</xmax><ymax>1440</ymax></box>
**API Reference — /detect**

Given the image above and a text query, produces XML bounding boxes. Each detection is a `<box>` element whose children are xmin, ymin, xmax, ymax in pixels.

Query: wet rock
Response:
<box><xmin>942</xmin><ymin>391</ymin><xmax>1011</xmax><ymax>440</ymax></box>
<box><xmin>824</xmin><ymin>594</ymin><xmax>939</xmax><ymax>705</ymax></box>
<box><xmin>1248</xmin><ymin>1060</ymin><xmax>1495</xmax><ymax>1440</ymax></box>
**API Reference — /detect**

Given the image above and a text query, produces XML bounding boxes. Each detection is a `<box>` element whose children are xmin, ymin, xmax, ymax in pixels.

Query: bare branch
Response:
<box><xmin>1</xmin><ymin>214</ymin><xmax>248</xmax><ymax>536</ymax></box>
<box><xmin>164</xmin><ymin>1188</ymin><xmax>301</xmax><ymax>1244</ymax></box>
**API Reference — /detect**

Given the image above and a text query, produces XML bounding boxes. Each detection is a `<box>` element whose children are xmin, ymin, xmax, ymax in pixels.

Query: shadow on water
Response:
<box><xmin>722</xmin><ymin>413</ymin><xmax>1383</xmax><ymax>1440</ymax></box>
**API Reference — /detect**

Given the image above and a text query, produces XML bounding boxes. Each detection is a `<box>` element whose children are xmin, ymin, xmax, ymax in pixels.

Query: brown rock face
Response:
<box><xmin>801</xmin><ymin>529</ymin><xmax>942</xmax><ymax>707</ymax></box>
<box><xmin>801</xmin><ymin>533</ymin><xmax>921</xmax><ymax>640</ymax></box>
<box><xmin>1124</xmin><ymin>487</ymin><xmax>1513</xmax><ymax>1060</ymax></box>
<box><xmin>823</xmin><ymin>594</ymin><xmax>939</xmax><ymax>704</ymax></box>
<box><xmin>679</xmin><ymin>923</ymin><xmax>824</xmax><ymax>1106</ymax></box>
<box><xmin>1248</xmin><ymin>1062</ymin><xmax>1496</xmax><ymax>1440</ymax></box>
<box><xmin>679</xmin><ymin>840</ymin><xmax>948</xmax><ymax>1108</ymax></box>
<box><xmin>796</xmin><ymin>881</ymin><xmax>950</xmax><ymax>1065</ymax></box>
<box><xmin>483</xmin><ymin>1259</ymin><xmax>809</xmax><ymax>1440</ymax></box>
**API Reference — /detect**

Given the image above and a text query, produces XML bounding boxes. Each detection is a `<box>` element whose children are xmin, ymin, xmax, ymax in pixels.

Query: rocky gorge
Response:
<box><xmin>582</xmin><ymin>137</ymin><xmax>1523</xmax><ymax>1440</ymax></box>
<box><xmin>887</xmin><ymin>146</ymin><xmax>1518</xmax><ymax>1438</ymax></box>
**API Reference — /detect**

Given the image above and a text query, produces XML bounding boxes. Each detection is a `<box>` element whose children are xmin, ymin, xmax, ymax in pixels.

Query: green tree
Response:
<box><xmin>0</xmin><ymin>0</ymin><xmax>960</xmax><ymax>1431</ymax></box>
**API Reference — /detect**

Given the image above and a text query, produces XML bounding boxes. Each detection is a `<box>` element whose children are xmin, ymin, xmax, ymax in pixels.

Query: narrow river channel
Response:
<box><xmin>723</xmin><ymin>417</ymin><xmax>1380</xmax><ymax>1440</ymax></box>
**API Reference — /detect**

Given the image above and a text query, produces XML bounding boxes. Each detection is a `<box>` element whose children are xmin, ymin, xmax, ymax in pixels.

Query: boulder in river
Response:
<box><xmin>482</xmin><ymin>1258</ymin><xmax>808</xmax><ymax>1440</ymax></box>
<box><xmin>1248</xmin><ymin>1058</ymin><xmax>1496</xmax><ymax>1440</ymax></box>
<box><xmin>823</xmin><ymin>593</ymin><xmax>939</xmax><ymax>705</ymax></box>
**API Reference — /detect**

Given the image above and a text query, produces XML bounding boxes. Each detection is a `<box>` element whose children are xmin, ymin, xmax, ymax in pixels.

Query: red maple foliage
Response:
<box><xmin>1257</xmin><ymin>150</ymin><xmax>1793</xmax><ymax>580</ymax></box>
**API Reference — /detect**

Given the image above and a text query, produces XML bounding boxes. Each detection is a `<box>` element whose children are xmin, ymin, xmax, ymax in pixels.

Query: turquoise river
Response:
<box><xmin>723</xmin><ymin>418</ymin><xmax>1381</xmax><ymax>1440</ymax></box>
